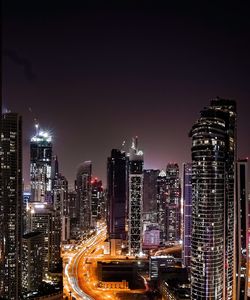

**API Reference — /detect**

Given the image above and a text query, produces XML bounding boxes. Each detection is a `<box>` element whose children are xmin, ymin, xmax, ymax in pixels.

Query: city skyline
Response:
<box><xmin>3</xmin><ymin>1</ymin><xmax>250</xmax><ymax>185</ymax></box>
<box><xmin>1</xmin><ymin>3</ymin><xmax>250</xmax><ymax>299</ymax></box>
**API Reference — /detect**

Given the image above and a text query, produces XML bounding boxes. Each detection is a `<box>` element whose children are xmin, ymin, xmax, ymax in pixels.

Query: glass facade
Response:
<box><xmin>165</xmin><ymin>163</ymin><xmax>181</xmax><ymax>242</ymax></box>
<box><xmin>30</xmin><ymin>128</ymin><xmax>52</xmax><ymax>203</ymax></box>
<box><xmin>107</xmin><ymin>149</ymin><xmax>128</xmax><ymax>240</ymax></box>
<box><xmin>0</xmin><ymin>113</ymin><xmax>22</xmax><ymax>299</ymax></box>
<box><xmin>190</xmin><ymin>99</ymin><xmax>236</xmax><ymax>300</ymax></box>
<box><xmin>75</xmin><ymin>161</ymin><xmax>92</xmax><ymax>232</ymax></box>
<box><xmin>236</xmin><ymin>159</ymin><xmax>248</xmax><ymax>299</ymax></box>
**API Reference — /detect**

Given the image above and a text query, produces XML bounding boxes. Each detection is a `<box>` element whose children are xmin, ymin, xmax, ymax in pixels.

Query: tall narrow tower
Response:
<box><xmin>75</xmin><ymin>161</ymin><xmax>92</xmax><ymax>232</ymax></box>
<box><xmin>0</xmin><ymin>113</ymin><xmax>22</xmax><ymax>299</ymax></box>
<box><xmin>190</xmin><ymin>98</ymin><xmax>236</xmax><ymax>300</ymax></box>
<box><xmin>183</xmin><ymin>162</ymin><xmax>192</xmax><ymax>270</ymax></box>
<box><xmin>165</xmin><ymin>163</ymin><xmax>181</xmax><ymax>242</ymax></box>
<box><xmin>107</xmin><ymin>149</ymin><xmax>128</xmax><ymax>240</ymax></box>
<box><xmin>156</xmin><ymin>170</ymin><xmax>167</xmax><ymax>244</ymax></box>
<box><xmin>128</xmin><ymin>137</ymin><xmax>144</xmax><ymax>256</ymax></box>
<box><xmin>30</xmin><ymin>125</ymin><xmax>52</xmax><ymax>203</ymax></box>
<box><xmin>236</xmin><ymin>159</ymin><xmax>248</xmax><ymax>299</ymax></box>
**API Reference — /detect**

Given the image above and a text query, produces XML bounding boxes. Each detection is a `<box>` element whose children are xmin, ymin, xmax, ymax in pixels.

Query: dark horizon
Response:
<box><xmin>3</xmin><ymin>1</ymin><xmax>250</xmax><ymax>186</ymax></box>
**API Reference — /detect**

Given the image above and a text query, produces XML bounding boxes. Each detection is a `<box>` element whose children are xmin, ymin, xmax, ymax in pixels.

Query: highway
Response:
<box><xmin>63</xmin><ymin>223</ymin><xmax>148</xmax><ymax>300</ymax></box>
<box><xmin>63</xmin><ymin>224</ymin><xmax>107</xmax><ymax>299</ymax></box>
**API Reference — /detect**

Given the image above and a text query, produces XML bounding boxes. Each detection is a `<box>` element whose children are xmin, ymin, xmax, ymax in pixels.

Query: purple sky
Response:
<box><xmin>3</xmin><ymin>1</ymin><xmax>250</xmax><ymax>186</ymax></box>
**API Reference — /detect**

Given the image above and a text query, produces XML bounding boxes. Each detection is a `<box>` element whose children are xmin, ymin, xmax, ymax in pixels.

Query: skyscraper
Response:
<box><xmin>156</xmin><ymin>170</ymin><xmax>167</xmax><ymax>244</ymax></box>
<box><xmin>27</xmin><ymin>202</ymin><xmax>61</xmax><ymax>276</ymax></box>
<box><xmin>107</xmin><ymin>149</ymin><xmax>128</xmax><ymax>240</ymax></box>
<box><xmin>68</xmin><ymin>189</ymin><xmax>78</xmax><ymax>238</ymax></box>
<box><xmin>165</xmin><ymin>163</ymin><xmax>181</xmax><ymax>242</ymax></box>
<box><xmin>190</xmin><ymin>98</ymin><xmax>236</xmax><ymax>300</ymax></box>
<box><xmin>182</xmin><ymin>163</ymin><xmax>192</xmax><ymax>270</ymax></box>
<box><xmin>30</xmin><ymin>126</ymin><xmax>52</xmax><ymax>203</ymax></box>
<box><xmin>0</xmin><ymin>113</ymin><xmax>22</xmax><ymax>299</ymax></box>
<box><xmin>236</xmin><ymin>159</ymin><xmax>248</xmax><ymax>299</ymax></box>
<box><xmin>75</xmin><ymin>161</ymin><xmax>92</xmax><ymax>232</ymax></box>
<box><xmin>143</xmin><ymin>169</ymin><xmax>159</xmax><ymax>218</ymax></box>
<box><xmin>128</xmin><ymin>137</ymin><xmax>144</xmax><ymax>256</ymax></box>
<box><xmin>91</xmin><ymin>178</ymin><xmax>103</xmax><ymax>227</ymax></box>
<box><xmin>22</xmin><ymin>231</ymin><xmax>44</xmax><ymax>291</ymax></box>
<box><xmin>53</xmin><ymin>172</ymin><xmax>69</xmax><ymax>241</ymax></box>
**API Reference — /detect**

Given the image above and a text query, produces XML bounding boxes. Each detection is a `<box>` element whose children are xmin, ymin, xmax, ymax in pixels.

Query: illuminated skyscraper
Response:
<box><xmin>27</xmin><ymin>202</ymin><xmax>61</xmax><ymax>276</ymax></box>
<box><xmin>68</xmin><ymin>189</ymin><xmax>78</xmax><ymax>238</ymax></box>
<box><xmin>156</xmin><ymin>170</ymin><xmax>167</xmax><ymax>244</ymax></box>
<box><xmin>182</xmin><ymin>163</ymin><xmax>192</xmax><ymax>270</ymax></box>
<box><xmin>165</xmin><ymin>163</ymin><xmax>181</xmax><ymax>242</ymax></box>
<box><xmin>0</xmin><ymin>113</ymin><xmax>22</xmax><ymax>299</ymax></box>
<box><xmin>30</xmin><ymin>125</ymin><xmax>52</xmax><ymax>203</ymax></box>
<box><xmin>236</xmin><ymin>159</ymin><xmax>248</xmax><ymax>299</ymax></box>
<box><xmin>76</xmin><ymin>161</ymin><xmax>92</xmax><ymax>232</ymax></box>
<box><xmin>91</xmin><ymin>178</ymin><xmax>104</xmax><ymax>227</ymax></box>
<box><xmin>53</xmin><ymin>173</ymin><xmax>69</xmax><ymax>241</ymax></box>
<box><xmin>22</xmin><ymin>231</ymin><xmax>43</xmax><ymax>291</ymax></box>
<box><xmin>128</xmin><ymin>137</ymin><xmax>144</xmax><ymax>255</ymax></box>
<box><xmin>107</xmin><ymin>149</ymin><xmax>128</xmax><ymax>240</ymax></box>
<box><xmin>190</xmin><ymin>98</ymin><xmax>236</xmax><ymax>300</ymax></box>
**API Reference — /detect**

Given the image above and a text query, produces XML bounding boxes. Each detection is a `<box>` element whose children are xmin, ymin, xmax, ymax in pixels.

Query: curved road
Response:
<box><xmin>64</xmin><ymin>225</ymin><xmax>107</xmax><ymax>299</ymax></box>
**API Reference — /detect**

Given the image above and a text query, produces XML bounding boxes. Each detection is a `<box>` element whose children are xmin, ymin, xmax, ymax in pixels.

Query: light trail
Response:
<box><xmin>64</xmin><ymin>226</ymin><xmax>107</xmax><ymax>300</ymax></box>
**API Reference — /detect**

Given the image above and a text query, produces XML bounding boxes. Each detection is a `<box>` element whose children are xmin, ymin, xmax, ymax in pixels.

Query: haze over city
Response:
<box><xmin>1</xmin><ymin>2</ymin><xmax>250</xmax><ymax>300</ymax></box>
<box><xmin>3</xmin><ymin>1</ymin><xmax>250</xmax><ymax>185</ymax></box>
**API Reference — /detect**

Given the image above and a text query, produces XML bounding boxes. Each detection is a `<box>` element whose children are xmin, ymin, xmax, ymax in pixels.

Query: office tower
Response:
<box><xmin>51</xmin><ymin>154</ymin><xmax>59</xmax><ymax>183</ymax></box>
<box><xmin>91</xmin><ymin>178</ymin><xmax>103</xmax><ymax>227</ymax></box>
<box><xmin>190</xmin><ymin>98</ymin><xmax>236</xmax><ymax>300</ymax></box>
<box><xmin>236</xmin><ymin>159</ymin><xmax>248</xmax><ymax>299</ymax></box>
<box><xmin>53</xmin><ymin>172</ymin><xmax>69</xmax><ymax>241</ymax></box>
<box><xmin>0</xmin><ymin>113</ymin><xmax>22</xmax><ymax>299</ymax></box>
<box><xmin>156</xmin><ymin>170</ymin><xmax>167</xmax><ymax>244</ymax></box>
<box><xmin>22</xmin><ymin>231</ymin><xmax>43</xmax><ymax>291</ymax></box>
<box><xmin>76</xmin><ymin>161</ymin><xmax>92</xmax><ymax>232</ymax></box>
<box><xmin>107</xmin><ymin>149</ymin><xmax>128</xmax><ymax>239</ymax></box>
<box><xmin>182</xmin><ymin>163</ymin><xmax>192</xmax><ymax>270</ymax></box>
<box><xmin>143</xmin><ymin>169</ymin><xmax>159</xmax><ymax>220</ymax></box>
<box><xmin>23</xmin><ymin>191</ymin><xmax>31</xmax><ymax>234</ymax></box>
<box><xmin>27</xmin><ymin>202</ymin><xmax>61</xmax><ymax>276</ymax></box>
<box><xmin>128</xmin><ymin>137</ymin><xmax>144</xmax><ymax>255</ymax></box>
<box><xmin>68</xmin><ymin>189</ymin><xmax>78</xmax><ymax>238</ymax></box>
<box><xmin>165</xmin><ymin>163</ymin><xmax>181</xmax><ymax>243</ymax></box>
<box><xmin>30</xmin><ymin>126</ymin><xmax>52</xmax><ymax>203</ymax></box>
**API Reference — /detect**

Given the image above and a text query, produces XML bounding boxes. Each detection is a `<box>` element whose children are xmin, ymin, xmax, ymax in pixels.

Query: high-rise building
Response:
<box><xmin>190</xmin><ymin>98</ymin><xmax>236</xmax><ymax>300</ymax></box>
<box><xmin>156</xmin><ymin>170</ymin><xmax>167</xmax><ymax>244</ymax></box>
<box><xmin>182</xmin><ymin>163</ymin><xmax>192</xmax><ymax>270</ymax></box>
<box><xmin>91</xmin><ymin>178</ymin><xmax>103</xmax><ymax>227</ymax></box>
<box><xmin>236</xmin><ymin>159</ymin><xmax>248</xmax><ymax>299</ymax></box>
<box><xmin>23</xmin><ymin>191</ymin><xmax>31</xmax><ymax>234</ymax></box>
<box><xmin>107</xmin><ymin>149</ymin><xmax>128</xmax><ymax>240</ymax></box>
<box><xmin>27</xmin><ymin>202</ymin><xmax>61</xmax><ymax>276</ymax></box>
<box><xmin>22</xmin><ymin>231</ymin><xmax>43</xmax><ymax>291</ymax></box>
<box><xmin>143</xmin><ymin>169</ymin><xmax>159</xmax><ymax>221</ymax></box>
<box><xmin>68</xmin><ymin>189</ymin><xmax>78</xmax><ymax>238</ymax></box>
<box><xmin>30</xmin><ymin>126</ymin><xmax>52</xmax><ymax>203</ymax></box>
<box><xmin>128</xmin><ymin>137</ymin><xmax>144</xmax><ymax>255</ymax></box>
<box><xmin>53</xmin><ymin>172</ymin><xmax>69</xmax><ymax>241</ymax></box>
<box><xmin>75</xmin><ymin>161</ymin><xmax>92</xmax><ymax>232</ymax></box>
<box><xmin>0</xmin><ymin>113</ymin><xmax>22</xmax><ymax>299</ymax></box>
<box><xmin>165</xmin><ymin>163</ymin><xmax>181</xmax><ymax>242</ymax></box>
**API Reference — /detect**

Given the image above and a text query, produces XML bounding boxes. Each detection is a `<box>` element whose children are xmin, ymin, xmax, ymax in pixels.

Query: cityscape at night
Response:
<box><xmin>1</xmin><ymin>1</ymin><xmax>250</xmax><ymax>300</ymax></box>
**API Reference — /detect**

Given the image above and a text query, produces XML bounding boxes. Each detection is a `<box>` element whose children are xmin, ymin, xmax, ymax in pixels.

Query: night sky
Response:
<box><xmin>3</xmin><ymin>1</ymin><xmax>250</xmax><ymax>186</ymax></box>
